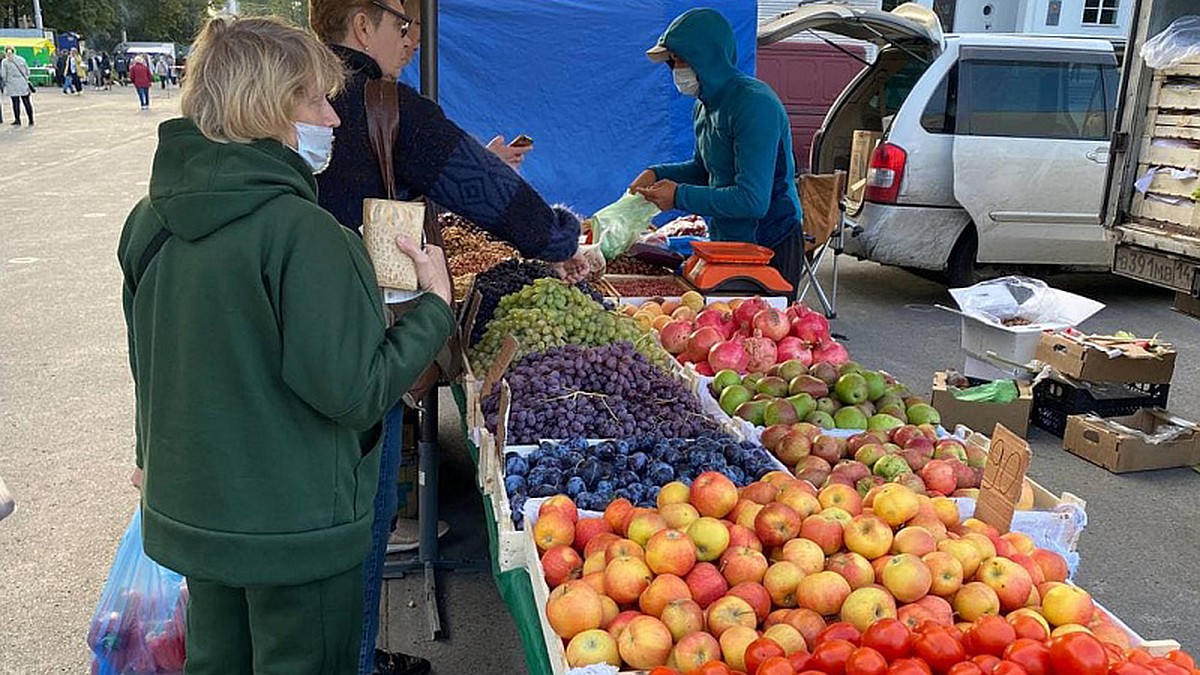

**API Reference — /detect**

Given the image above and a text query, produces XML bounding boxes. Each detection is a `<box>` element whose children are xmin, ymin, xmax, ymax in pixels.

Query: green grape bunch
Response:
<box><xmin>468</xmin><ymin>278</ymin><xmax>676</xmax><ymax>375</ymax></box>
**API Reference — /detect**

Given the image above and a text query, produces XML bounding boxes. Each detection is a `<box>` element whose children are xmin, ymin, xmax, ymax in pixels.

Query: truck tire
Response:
<box><xmin>945</xmin><ymin>227</ymin><xmax>977</xmax><ymax>288</ymax></box>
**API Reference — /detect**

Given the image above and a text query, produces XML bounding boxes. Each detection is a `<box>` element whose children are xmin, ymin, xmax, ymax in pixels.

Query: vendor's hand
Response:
<box><xmin>131</xmin><ymin>468</ymin><xmax>143</xmax><ymax>491</ymax></box>
<box><xmin>486</xmin><ymin>136</ymin><xmax>532</xmax><ymax>170</ymax></box>
<box><xmin>629</xmin><ymin>169</ymin><xmax>657</xmax><ymax>194</ymax></box>
<box><xmin>635</xmin><ymin>179</ymin><xmax>678</xmax><ymax>211</ymax></box>
<box><xmin>395</xmin><ymin>237</ymin><xmax>453</xmax><ymax>306</ymax></box>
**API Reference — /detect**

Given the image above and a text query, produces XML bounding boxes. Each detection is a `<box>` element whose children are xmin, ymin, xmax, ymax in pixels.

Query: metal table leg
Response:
<box><xmin>383</xmin><ymin>387</ymin><xmax>486</xmax><ymax>640</ymax></box>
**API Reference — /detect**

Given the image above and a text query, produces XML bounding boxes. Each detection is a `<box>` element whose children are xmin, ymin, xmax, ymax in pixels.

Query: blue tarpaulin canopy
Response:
<box><xmin>403</xmin><ymin>0</ymin><xmax>757</xmax><ymax>215</ymax></box>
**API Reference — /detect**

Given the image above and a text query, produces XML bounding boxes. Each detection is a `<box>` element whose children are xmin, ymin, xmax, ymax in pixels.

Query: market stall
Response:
<box><xmin>439</xmin><ymin>207</ymin><xmax>1189</xmax><ymax>674</ymax></box>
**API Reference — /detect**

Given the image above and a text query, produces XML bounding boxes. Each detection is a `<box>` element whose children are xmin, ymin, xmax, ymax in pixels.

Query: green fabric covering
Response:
<box><xmin>451</xmin><ymin>384</ymin><xmax>553</xmax><ymax>675</ymax></box>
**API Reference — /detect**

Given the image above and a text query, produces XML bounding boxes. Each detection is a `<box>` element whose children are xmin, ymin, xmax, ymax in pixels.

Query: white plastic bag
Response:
<box><xmin>948</xmin><ymin>276</ymin><xmax>1105</xmax><ymax>328</ymax></box>
<box><xmin>1141</xmin><ymin>16</ymin><xmax>1200</xmax><ymax>69</ymax></box>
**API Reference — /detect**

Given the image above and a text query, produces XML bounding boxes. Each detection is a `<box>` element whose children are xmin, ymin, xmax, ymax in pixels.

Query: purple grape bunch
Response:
<box><xmin>482</xmin><ymin>341</ymin><xmax>717</xmax><ymax>444</ymax></box>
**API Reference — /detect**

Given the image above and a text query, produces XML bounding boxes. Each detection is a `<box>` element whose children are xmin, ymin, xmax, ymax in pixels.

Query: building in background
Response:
<box><xmin>902</xmin><ymin>0</ymin><xmax>1133</xmax><ymax>38</ymax></box>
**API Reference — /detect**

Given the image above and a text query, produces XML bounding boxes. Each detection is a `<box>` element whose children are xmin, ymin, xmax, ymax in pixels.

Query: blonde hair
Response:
<box><xmin>181</xmin><ymin>15</ymin><xmax>344</xmax><ymax>144</ymax></box>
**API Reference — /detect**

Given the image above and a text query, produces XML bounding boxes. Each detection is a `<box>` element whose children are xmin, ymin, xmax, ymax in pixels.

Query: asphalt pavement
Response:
<box><xmin>0</xmin><ymin>87</ymin><xmax>1196</xmax><ymax>675</ymax></box>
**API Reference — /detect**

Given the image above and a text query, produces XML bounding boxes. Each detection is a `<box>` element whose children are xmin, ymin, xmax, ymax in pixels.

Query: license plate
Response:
<box><xmin>1113</xmin><ymin>246</ymin><xmax>1196</xmax><ymax>293</ymax></box>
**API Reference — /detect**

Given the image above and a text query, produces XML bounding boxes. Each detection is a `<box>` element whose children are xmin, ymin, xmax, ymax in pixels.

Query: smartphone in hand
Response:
<box><xmin>508</xmin><ymin>134</ymin><xmax>534</xmax><ymax>148</ymax></box>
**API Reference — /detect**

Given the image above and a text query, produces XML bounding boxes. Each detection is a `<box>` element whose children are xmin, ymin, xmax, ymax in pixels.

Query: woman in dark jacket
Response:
<box><xmin>308</xmin><ymin>1</ymin><xmax>586</xmax><ymax>673</ymax></box>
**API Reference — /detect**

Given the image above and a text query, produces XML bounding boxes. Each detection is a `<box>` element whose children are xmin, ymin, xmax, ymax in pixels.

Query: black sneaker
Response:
<box><xmin>373</xmin><ymin>649</ymin><xmax>430</xmax><ymax>675</ymax></box>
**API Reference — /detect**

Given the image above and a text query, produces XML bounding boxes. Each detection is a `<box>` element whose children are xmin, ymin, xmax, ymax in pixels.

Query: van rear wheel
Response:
<box><xmin>945</xmin><ymin>227</ymin><xmax>977</xmax><ymax>288</ymax></box>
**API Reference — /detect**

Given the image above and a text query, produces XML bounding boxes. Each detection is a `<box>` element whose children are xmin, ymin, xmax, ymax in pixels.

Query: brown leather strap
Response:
<box><xmin>364</xmin><ymin>79</ymin><xmax>400</xmax><ymax>201</ymax></box>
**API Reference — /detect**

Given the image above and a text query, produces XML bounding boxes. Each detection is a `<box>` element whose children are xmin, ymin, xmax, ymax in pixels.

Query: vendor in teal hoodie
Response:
<box><xmin>118</xmin><ymin>17</ymin><xmax>455</xmax><ymax>674</ymax></box>
<box><xmin>632</xmin><ymin>8</ymin><xmax>804</xmax><ymax>285</ymax></box>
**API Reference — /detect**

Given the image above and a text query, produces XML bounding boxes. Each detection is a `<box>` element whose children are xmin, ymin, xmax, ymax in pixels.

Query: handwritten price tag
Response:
<box><xmin>974</xmin><ymin>424</ymin><xmax>1031</xmax><ymax>533</ymax></box>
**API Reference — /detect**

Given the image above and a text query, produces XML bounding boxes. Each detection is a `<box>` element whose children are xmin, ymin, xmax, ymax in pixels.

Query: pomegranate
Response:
<box><xmin>786</xmin><ymin>303</ymin><xmax>813</xmax><ymax>323</ymax></box>
<box><xmin>695</xmin><ymin>309</ymin><xmax>737</xmax><ymax>340</ymax></box>
<box><xmin>733</xmin><ymin>297</ymin><xmax>768</xmax><ymax>329</ymax></box>
<box><xmin>743</xmin><ymin>336</ymin><xmax>778</xmax><ymax>373</ymax></box>
<box><xmin>812</xmin><ymin>339</ymin><xmax>849</xmax><ymax>366</ymax></box>
<box><xmin>694</xmin><ymin>362</ymin><xmax>715</xmax><ymax>377</ymax></box>
<box><xmin>752</xmin><ymin>308</ymin><xmax>790</xmax><ymax>342</ymax></box>
<box><xmin>686</xmin><ymin>326</ymin><xmax>723</xmax><ymax>363</ymax></box>
<box><xmin>792</xmin><ymin>312</ymin><xmax>831</xmax><ymax>345</ymax></box>
<box><xmin>708</xmin><ymin>338</ymin><xmax>751</xmax><ymax>373</ymax></box>
<box><xmin>659</xmin><ymin>320</ymin><xmax>694</xmax><ymax>355</ymax></box>
<box><xmin>775</xmin><ymin>336</ymin><xmax>813</xmax><ymax>366</ymax></box>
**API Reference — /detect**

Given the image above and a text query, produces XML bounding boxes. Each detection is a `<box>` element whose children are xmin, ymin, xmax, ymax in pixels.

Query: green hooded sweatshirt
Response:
<box><xmin>118</xmin><ymin>119</ymin><xmax>456</xmax><ymax>586</ymax></box>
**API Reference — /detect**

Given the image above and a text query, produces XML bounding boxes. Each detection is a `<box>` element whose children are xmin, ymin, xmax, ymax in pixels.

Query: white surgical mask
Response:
<box><xmin>673</xmin><ymin>66</ymin><xmax>700</xmax><ymax>97</ymax></box>
<box><xmin>292</xmin><ymin>122</ymin><xmax>334</xmax><ymax>174</ymax></box>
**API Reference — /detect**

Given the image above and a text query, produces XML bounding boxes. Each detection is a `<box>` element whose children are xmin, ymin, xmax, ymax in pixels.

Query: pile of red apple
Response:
<box><xmin>658</xmin><ymin>297</ymin><xmax>850</xmax><ymax>377</ymax></box>
<box><xmin>530</xmin><ymin>475</ymin><xmax>1143</xmax><ymax>674</ymax></box>
<box><xmin>761</xmin><ymin>424</ymin><xmax>990</xmax><ymax>501</ymax></box>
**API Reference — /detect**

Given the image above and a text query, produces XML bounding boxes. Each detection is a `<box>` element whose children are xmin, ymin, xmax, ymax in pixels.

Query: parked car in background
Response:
<box><xmin>760</xmin><ymin>4</ymin><xmax>1120</xmax><ymax>285</ymax></box>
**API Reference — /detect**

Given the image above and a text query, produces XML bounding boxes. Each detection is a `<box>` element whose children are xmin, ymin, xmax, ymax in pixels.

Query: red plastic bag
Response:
<box><xmin>88</xmin><ymin>508</ymin><xmax>187</xmax><ymax>674</ymax></box>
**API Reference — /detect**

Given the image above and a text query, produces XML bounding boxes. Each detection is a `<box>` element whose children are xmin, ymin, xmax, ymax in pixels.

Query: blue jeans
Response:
<box><xmin>358</xmin><ymin>404</ymin><xmax>406</xmax><ymax>674</ymax></box>
<box><xmin>136</xmin><ymin>86</ymin><xmax>150</xmax><ymax>107</ymax></box>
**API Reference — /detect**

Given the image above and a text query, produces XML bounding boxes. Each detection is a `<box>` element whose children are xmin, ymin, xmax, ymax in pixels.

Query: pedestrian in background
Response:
<box><xmin>89</xmin><ymin>52</ymin><xmax>102</xmax><ymax>90</ymax></box>
<box><xmin>2</xmin><ymin>48</ymin><xmax>34</xmax><ymax>126</ymax></box>
<box><xmin>130</xmin><ymin>55</ymin><xmax>152</xmax><ymax>110</ymax></box>
<box><xmin>65</xmin><ymin>49</ymin><xmax>82</xmax><ymax>94</ymax></box>
<box><xmin>154</xmin><ymin>57</ymin><xmax>169</xmax><ymax>90</ymax></box>
<box><xmin>115</xmin><ymin>53</ymin><xmax>129</xmax><ymax>86</ymax></box>
<box><xmin>100</xmin><ymin>52</ymin><xmax>112</xmax><ymax>90</ymax></box>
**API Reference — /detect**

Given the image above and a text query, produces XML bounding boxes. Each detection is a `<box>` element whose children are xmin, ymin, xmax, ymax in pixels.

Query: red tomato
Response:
<box><xmin>1110</xmin><ymin>664</ymin><xmax>1155</xmax><ymax>675</ymax></box>
<box><xmin>914</xmin><ymin>627</ymin><xmax>968</xmax><ymax>674</ymax></box>
<box><xmin>994</xmin><ymin>662</ymin><xmax>1031</xmax><ymax>675</ymax></box>
<box><xmin>1009</xmin><ymin>617</ymin><xmax>1049</xmax><ymax>643</ymax></box>
<box><xmin>949</xmin><ymin>663</ymin><xmax>986</xmax><ymax>675</ymax></box>
<box><xmin>1105</xmin><ymin>645</ymin><xmax>1129</xmax><ymax>666</ymax></box>
<box><xmin>1149</xmin><ymin>659</ymin><xmax>1192</xmax><ymax>675</ymax></box>
<box><xmin>864</xmin><ymin>619</ymin><xmax>914</xmax><ymax>661</ymax></box>
<box><xmin>846</xmin><ymin>647</ymin><xmax>889</xmax><ymax>675</ymax></box>
<box><xmin>1127</xmin><ymin>652</ymin><xmax>1156</xmax><ymax>667</ymax></box>
<box><xmin>889</xmin><ymin>658</ymin><xmax>935</xmax><ymax>675</ymax></box>
<box><xmin>790</xmin><ymin>653</ymin><xmax>816</xmax><ymax>672</ymax></box>
<box><xmin>1049</xmin><ymin>633</ymin><xmax>1108</xmax><ymax>675</ymax></box>
<box><xmin>813</xmin><ymin>639</ymin><xmax>859</xmax><ymax>675</ymax></box>
<box><xmin>746</xmin><ymin>638</ymin><xmax>789</xmax><ymax>675</ymax></box>
<box><xmin>966</xmin><ymin>617</ymin><xmax>1018</xmax><ymax>657</ymax></box>
<box><xmin>973</xmin><ymin>655</ymin><xmax>1002</xmax><ymax>674</ymax></box>
<box><xmin>696</xmin><ymin>663</ymin><xmax>733</xmax><ymax>675</ymax></box>
<box><xmin>1167</xmin><ymin>653</ymin><xmax>1196</xmax><ymax>671</ymax></box>
<box><xmin>1004</xmin><ymin>639</ymin><xmax>1052</xmax><ymax>675</ymax></box>
<box><xmin>819</xmin><ymin>622</ymin><xmax>864</xmax><ymax>647</ymax></box>
<box><xmin>757</xmin><ymin>656</ymin><xmax>798</xmax><ymax>675</ymax></box>
<box><xmin>650</xmin><ymin>668</ymin><xmax>683</xmax><ymax>675</ymax></box>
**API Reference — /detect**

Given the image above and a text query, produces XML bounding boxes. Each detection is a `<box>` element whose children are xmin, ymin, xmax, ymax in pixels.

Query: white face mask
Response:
<box><xmin>673</xmin><ymin>66</ymin><xmax>700</xmax><ymax>97</ymax></box>
<box><xmin>292</xmin><ymin>122</ymin><xmax>334</xmax><ymax>174</ymax></box>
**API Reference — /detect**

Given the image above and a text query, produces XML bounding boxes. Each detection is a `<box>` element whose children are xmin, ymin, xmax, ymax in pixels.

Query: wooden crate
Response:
<box><xmin>1135</xmin><ymin>60</ymin><xmax>1200</xmax><ymax>233</ymax></box>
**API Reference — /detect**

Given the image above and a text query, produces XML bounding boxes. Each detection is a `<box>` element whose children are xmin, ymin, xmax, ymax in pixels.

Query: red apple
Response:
<box><xmin>728</xmin><ymin>581</ymin><xmax>773</xmax><ymax>623</ymax></box>
<box><xmin>542</xmin><ymin>545</ymin><xmax>584</xmax><ymax>588</ymax></box>
<box><xmin>617</xmin><ymin>615</ymin><xmax>673</xmax><ymax>669</ymax></box>
<box><xmin>755</xmin><ymin>502</ymin><xmax>803</xmax><ymax>547</ymax></box>
<box><xmin>639</xmin><ymin>573</ymin><xmax>691</xmax><ymax>618</ymax></box>
<box><xmin>719</xmin><ymin>546</ymin><xmax>770</xmax><ymax>586</ymax></box>
<box><xmin>547</xmin><ymin>580</ymin><xmax>604</xmax><ymax>639</ymax></box>
<box><xmin>685</xmin><ymin>562</ymin><xmax>729</xmax><ymax>609</ymax></box>
<box><xmin>690</xmin><ymin>471</ymin><xmax>739</xmax><ymax>518</ymax></box>
<box><xmin>645</xmin><ymin>528</ymin><xmax>697</xmax><ymax>577</ymax></box>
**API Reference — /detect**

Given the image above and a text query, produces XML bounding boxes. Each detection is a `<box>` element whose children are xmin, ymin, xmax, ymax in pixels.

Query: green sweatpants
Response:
<box><xmin>184</xmin><ymin>564</ymin><xmax>363</xmax><ymax>675</ymax></box>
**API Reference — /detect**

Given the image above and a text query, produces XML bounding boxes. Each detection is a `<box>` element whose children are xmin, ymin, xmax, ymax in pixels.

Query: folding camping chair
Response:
<box><xmin>796</xmin><ymin>171</ymin><xmax>847</xmax><ymax>319</ymax></box>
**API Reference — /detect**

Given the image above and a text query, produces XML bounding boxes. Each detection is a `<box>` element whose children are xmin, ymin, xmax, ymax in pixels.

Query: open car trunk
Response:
<box><xmin>758</xmin><ymin>2</ymin><xmax>945</xmax><ymax>173</ymax></box>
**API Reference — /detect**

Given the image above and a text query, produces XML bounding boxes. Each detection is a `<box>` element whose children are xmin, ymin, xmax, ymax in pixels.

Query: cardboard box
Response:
<box><xmin>1036</xmin><ymin>332</ymin><xmax>1176</xmax><ymax>384</ymax></box>
<box><xmin>847</xmin><ymin>130</ymin><xmax>882</xmax><ymax>212</ymax></box>
<box><xmin>1063</xmin><ymin>409</ymin><xmax>1200</xmax><ymax>473</ymax></box>
<box><xmin>932</xmin><ymin>372</ymin><xmax>1034</xmax><ymax>438</ymax></box>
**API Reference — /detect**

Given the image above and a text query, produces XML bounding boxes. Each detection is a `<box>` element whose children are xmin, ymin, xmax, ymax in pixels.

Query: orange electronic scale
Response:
<box><xmin>683</xmin><ymin>241</ymin><xmax>794</xmax><ymax>295</ymax></box>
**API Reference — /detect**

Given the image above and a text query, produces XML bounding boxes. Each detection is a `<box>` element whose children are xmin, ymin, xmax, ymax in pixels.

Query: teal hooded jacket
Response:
<box><xmin>649</xmin><ymin>9</ymin><xmax>802</xmax><ymax>248</ymax></box>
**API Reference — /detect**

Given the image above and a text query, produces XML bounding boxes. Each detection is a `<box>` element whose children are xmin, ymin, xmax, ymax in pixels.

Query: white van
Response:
<box><xmin>760</xmin><ymin>4</ymin><xmax>1120</xmax><ymax>284</ymax></box>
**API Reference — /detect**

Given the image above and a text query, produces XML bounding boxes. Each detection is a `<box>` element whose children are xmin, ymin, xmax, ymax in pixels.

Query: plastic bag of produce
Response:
<box><xmin>1141</xmin><ymin>16</ymin><xmax>1200</xmax><ymax>70</ymax></box>
<box><xmin>589</xmin><ymin>192</ymin><xmax>660</xmax><ymax>261</ymax></box>
<box><xmin>948</xmin><ymin>276</ymin><xmax>1104</xmax><ymax>328</ymax></box>
<box><xmin>950</xmin><ymin>379</ymin><xmax>1019</xmax><ymax>404</ymax></box>
<box><xmin>88</xmin><ymin>508</ymin><xmax>188</xmax><ymax>675</ymax></box>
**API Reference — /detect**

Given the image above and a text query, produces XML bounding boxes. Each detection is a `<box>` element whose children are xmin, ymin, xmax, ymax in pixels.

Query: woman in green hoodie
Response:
<box><xmin>118</xmin><ymin>16</ymin><xmax>456</xmax><ymax>674</ymax></box>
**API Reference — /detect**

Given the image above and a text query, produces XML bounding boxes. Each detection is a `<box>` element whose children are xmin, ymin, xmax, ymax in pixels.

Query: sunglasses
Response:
<box><xmin>371</xmin><ymin>1</ymin><xmax>420</xmax><ymax>38</ymax></box>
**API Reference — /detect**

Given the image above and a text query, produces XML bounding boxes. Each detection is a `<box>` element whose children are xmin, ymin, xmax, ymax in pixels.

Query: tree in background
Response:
<box><xmin>1</xmin><ymin>0</ymin><xmax>214</xmax><ymax>48</ymax></box>
<box><xmin>237</xmin><ymin>0</ymin><xmax>307</xmax><ymax>28</ymax></box>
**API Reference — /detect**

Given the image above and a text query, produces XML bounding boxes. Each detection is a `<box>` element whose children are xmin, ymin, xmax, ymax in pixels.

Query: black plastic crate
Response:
<box><xmin>1031</xmin><ymin>378</ymin><xmax>1170</xmax><ymax>437</ymax></box>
